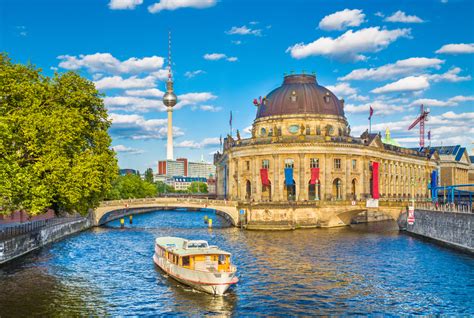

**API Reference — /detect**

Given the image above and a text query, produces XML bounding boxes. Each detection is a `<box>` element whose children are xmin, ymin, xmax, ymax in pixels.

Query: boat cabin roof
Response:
<box><xmin>155</xmin><ymin>236</ymin><xmax>231</xmax><ymax>256</ymax></box>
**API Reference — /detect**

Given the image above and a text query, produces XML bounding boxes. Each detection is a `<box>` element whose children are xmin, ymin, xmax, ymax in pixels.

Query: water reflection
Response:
<box><xmin>0</xmin><ymin>210</ymin><xmax>473</xmax><ymax>316</ymax></box>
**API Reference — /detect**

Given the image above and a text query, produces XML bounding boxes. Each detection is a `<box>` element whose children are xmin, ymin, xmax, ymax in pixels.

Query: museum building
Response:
<box><xmin>214</xmin><ymin>74</ymin><xmax>439</xmax><ymax>204</ymax></box>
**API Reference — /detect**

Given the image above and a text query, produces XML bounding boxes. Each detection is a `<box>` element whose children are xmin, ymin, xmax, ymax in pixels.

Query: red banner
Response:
<box><xmin>372</xmin><ymin>162</ymin><xmax>379</xmax><ymax>199</ymax></box>
<box><xmin>310</xmin><ymin>168</ymin><xmax>320</xmax><ymax>185</ymax></box>
<box><xmin>260</xmin><ymin>168</ymin><xmax>270</xmax><ymax>186</ymax></box>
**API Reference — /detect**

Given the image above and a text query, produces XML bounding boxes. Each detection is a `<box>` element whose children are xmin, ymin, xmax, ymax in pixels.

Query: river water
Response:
<box><xmin>0</xmin><ymin>209</ymin><xmax>473</xmax><ymax>316</ymax></box>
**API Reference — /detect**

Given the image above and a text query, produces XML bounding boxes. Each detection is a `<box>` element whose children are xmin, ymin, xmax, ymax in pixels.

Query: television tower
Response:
<box><xmin>163</xmin><ymin>31</ymin><xmax>177</xmax><ymax>160</ymax></box>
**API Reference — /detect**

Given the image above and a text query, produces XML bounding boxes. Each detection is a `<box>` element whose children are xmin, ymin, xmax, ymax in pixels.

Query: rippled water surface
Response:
<box><xmin>1</xmin><ymin>210</ymin><xmax>473</xmax><ymax>316</ymax></box>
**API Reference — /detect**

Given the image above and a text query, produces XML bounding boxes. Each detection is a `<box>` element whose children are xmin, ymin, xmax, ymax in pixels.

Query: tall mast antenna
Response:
<box><xmin>168</xmin><ymin>30</ymin><xmax>172</xmax><ymax>81</ymax></box>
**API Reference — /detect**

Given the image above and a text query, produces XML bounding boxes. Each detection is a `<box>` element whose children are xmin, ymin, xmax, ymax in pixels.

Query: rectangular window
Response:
<box><xmin>334</xmin><ymin>158</ymin><xmax>341</xmax><ymax>169</ymax></box>
<box><xmin>284</xmin><ymin>159</ymin><xmax>294</xmax><ymax>168</ymax></box>
<box><xmin>262</xmin><ymin>159</ymin><xmax>270</xmax><ymax>169</ymax></box>
<box><xmin>310</xmin><ymin>158</ymin><xmax>319</xmax><ymax>168</ymax></box>
<box><xmin>352</xmin><ymin>159</ymin><xmax>357</xmax><ymax>170</ymax></box>
<box><xmin>182</xmin><ymin>256</ymin><xmax>190</xmax><ymax>266</ymax></box>
<box><xmin>245</xmin><ymin>161</ymin><xmax>250</xmax><ymax>170</ymax></box>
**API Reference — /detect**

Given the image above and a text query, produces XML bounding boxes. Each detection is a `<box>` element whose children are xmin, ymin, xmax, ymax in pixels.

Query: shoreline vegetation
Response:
<box><xmin>0</xmin><ymin>54</ymin><xmax>117</xmax><ymax>217</ymax></box>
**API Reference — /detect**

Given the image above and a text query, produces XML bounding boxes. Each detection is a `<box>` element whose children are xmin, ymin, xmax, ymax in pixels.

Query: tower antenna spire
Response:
<box><xmin>168</xmin><ymin>30</ymin><xmax>172</xmax><ymax>81</ymax></box>
<box><xmin>163</xmin><ymin>30</ymin><xmax>178</xmax><ymax>160</ymax></box>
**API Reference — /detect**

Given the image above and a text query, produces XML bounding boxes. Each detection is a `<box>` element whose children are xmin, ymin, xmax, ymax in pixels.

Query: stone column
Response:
<box><xmin>298</xmin><ymin>153</ymin><xmax>306</xmax><ymax>201</ymax></box>
<box><xmin>272</xmin><ymin>154</ymin><xmax>280</xmax><ymax>201</ymax></box>
<box><xmin>325</xmin><ymin>154</ymin><xmax>331</xmax><ymax>200</ymax></box>
<box><xmin>254</xmin><ymin>156</ymin><xmax>261</xmax><ymax>201</ymax></box>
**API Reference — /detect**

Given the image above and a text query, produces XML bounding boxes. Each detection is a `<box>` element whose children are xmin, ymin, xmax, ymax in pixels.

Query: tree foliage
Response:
<box><xmin>188</xmin><ymin>182</ymin><xmax>208</xmax><ymax>193</ymax></box>
<box><xmin>0</xmin><ymin>54</ymin><xmax>118</xmax><ymax>215</ymax></box>
<box><xmin>106</xmin><ymin>174</ymin><xmax>157</xmax><ymax>200</ymax></box>
<box><xmin>155</xmin><ymin>181</ymin><xmax>174</xmax><ymax>194</ymax></box>
<box><xmin>144</xmin><ymin>168</ymin><xmax>154</xmax><ymax>183</ymax></box>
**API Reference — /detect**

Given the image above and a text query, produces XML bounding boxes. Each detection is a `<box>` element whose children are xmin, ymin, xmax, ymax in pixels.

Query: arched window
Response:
<box><xmin>309</xmin><ymin>180</ymin><xmax>321</xmax><ymax>201</ymax></box>
<box><xmin>332</xmin><ymin>178</ymin><xmax>342</xmax><ymax>200</ymax></box>
<box><xmin>351</xmin><ymin>179</ymin><xmax>357</xmax><ymax>200</ymax></box>
<box><xmin>245</xmin><ymin>180</ymin><xmax>251</xmax><ymax>201</ymax></box>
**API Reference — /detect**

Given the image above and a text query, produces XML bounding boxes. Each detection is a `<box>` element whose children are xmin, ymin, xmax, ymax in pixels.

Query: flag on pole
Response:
<box><xmin>427</xmin><ymin>130</ymin><xmax>431</xmax><ymax>140</ymax></box>
<box><xmin>229</xmin><ymin>111</ymin><xmax>232</xmax><ymax>126</ymax></box>
<box><xmin>219</xmin><ymin>134</ymin><xmax>222</xmax><ymax>147</ymax></box>
<box><xmin>368</xmin><ymin>106</ymin><xmax>374</xmax><ymax>120</ymax></box>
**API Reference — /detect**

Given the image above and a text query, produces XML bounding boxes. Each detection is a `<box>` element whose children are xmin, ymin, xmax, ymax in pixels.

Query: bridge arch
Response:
<box><xmin>93</xmin><ymin>198</ymin><xmax>240</xmax><ymax>227</ymax></box>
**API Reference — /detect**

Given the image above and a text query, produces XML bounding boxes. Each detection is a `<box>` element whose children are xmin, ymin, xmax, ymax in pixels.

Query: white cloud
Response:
<box><xmin>108</xmin><ymin>0</ymin><xmax>143</xmax><ymax>10</ymax></box>
<box><xmin>411</xmin><ymin>95</ymin><xmax>474</xmax><ymax>107</ymax></box>
<box><xmin>184</xmin><ymin>70</ymin><xmax>205</xmax><ymax>78</ymax></box>
<box><xmin>339</xmin><ymin>57</ymin><xmax>444</xmax><ymax>81</ymax></box>
<box><xmin>94</xmin><ymin>75</ymin><xmax>156</xmax><ymax>90</ymax></box>
<box><xmin>150</xmin><ymin>69</ymin><xmax>169</xmax><ymax>81</ymax></box>
<box><xmin>203</xmin><ymin>53</ymin><xmax>237</xmax><ymax>62</ymax></box>
<box><xmin>345</xmin><ymin>100</ymin><xmax>406</xmax><ymax>115</ymax></box>
<box><xmin>176</xmin><ymin>92</ymin><xmax>217</xmax><ymax>109</ymax></box>
<box><xmin>374</xmin><ymin>12</ymin><xmax>385</xmax><ymax>18</ymax></box>
<box><xmin>351</xmin><ymin>111</ymin><xmax>474</xmax><ymax>148</ymax></box>
<box><xmin>286</xmin><ymin>27</ymin><xmax>411</xmax><ymax>62</ymax></box>
<box><xmin>148</xmin><ymin>0</ymin><xmax>216</xmax><ymax>13</ymax></box>
<box><xmin>435</xmin><ymin>43</ymin><xmax>474</xmax><ymax>54</ymax></box>
<box><xmin>109</xmin><ymin>113</ymin><xmax>183</xmax><ymax>140</ymax></box>
<box><xmin>57</xmin><ymin>53</ymin><xmax>164</xmax><ymax>74</ymax></box>
<box><xmin>326</xmin><ymin>82</ymin><xmax>357</xmax><ymax>96</ymax></box>
<box><xmin>124</xmin><ymin>88</ymin><xmax>164</xmax><ymax>98</ymax></box>
<box><xmin>199</xmin><ymin>105</ymin><xmax>222</xmax><ymax>112</ymax></box>
<box><xmin>426</xmin><ymin>67</ymin><xmax>471</xmax><ymax>82</ymax></box>
<box><xmin>104</xmin><ymin>96</ymin><xmax>165</xmax><ymax>112</ymax></box>
<box><xmin>384</xmin><ymin>11</ymin><xmax>424</xmax><ymax>23</ymax></box>
<box><xmin>371</xmin><ymin>76</ymin><xmax>430</xmax><ymax>94</ymax></box>
<box><xmin>176</xmin><ymin>137</ymin><xmax>220</xmax><ymax>149</ymax></box>
<box><xmin>105</xmin><ymin>91</ymin><xmax>217</xmax><ymax>112</ymax></box>
<box><xmin>318</xmin><ymin>9</ymin><xmax>366</xmax><ymax>31</ymax></box>
<box><xmin>111</xmin><ymin>144</ymin><xmax>144</xmax><ymax>154</ymax></box>
<box><xmin>231</xmin><ymin>40</ymin><xmax>242</xmax><ymax>45</ymax></box>
<box><xmin>226</xmin><ymin>25</ymin><xmax>262</xmax><ymax>36</ymax></box>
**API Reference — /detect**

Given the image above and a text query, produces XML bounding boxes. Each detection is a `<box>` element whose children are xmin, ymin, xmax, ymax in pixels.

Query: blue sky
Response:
<box><xmin>1</xmin><ymin>0</ymin><xmax>473</xmax><ymax>172</ymax></box>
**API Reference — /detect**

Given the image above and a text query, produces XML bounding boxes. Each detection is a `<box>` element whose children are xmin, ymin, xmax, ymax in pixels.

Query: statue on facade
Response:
<box><xmin>236</xmin><ymin>129</ymin><xmax>241</xmax><ymax>141</ymax></box>
<box><xmin>300</xmin><ymin>124</ymin><xmax>305</xmax><ymax>135</ymax></box>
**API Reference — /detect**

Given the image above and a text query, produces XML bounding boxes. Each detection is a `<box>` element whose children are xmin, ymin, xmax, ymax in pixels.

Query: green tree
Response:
<box><xmin>144</xmin><ymin>168</ymin><xmax>154</xmax><ymax>183</ymax></box>
<box><xmin>106</xmin><ymin>174</ymin><xmax>157</xmax><ymax>199</ymax></box>
<box><xmin>0</xmin><ymin>54</ymin><xmax>118</xmax><ymax>215</ymax></box>
<box><xmin>155</xmin><ymin>181</ymin><xmax>174</xmax><ymax>194</ymax></box>
<box><xmin>188</xmin><ymin>182</ymin><xmax>208</xmax><ymax>193</ymax></box>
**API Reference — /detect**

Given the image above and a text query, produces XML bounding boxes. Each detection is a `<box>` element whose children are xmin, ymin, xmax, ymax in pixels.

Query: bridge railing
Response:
<box><xmin>415</xmin><ymin>201</ymin><xmax>473</xmax><ymax>213</ymax></box>
<box><xmin>0</xmin><ymin>217</ymin><xmax>83</xmax><ymax>241</ymax></box>
<box><xmin>99</xmin><ymin>197</ymin><xmax>238</xmax><ymax>208</ymax></box>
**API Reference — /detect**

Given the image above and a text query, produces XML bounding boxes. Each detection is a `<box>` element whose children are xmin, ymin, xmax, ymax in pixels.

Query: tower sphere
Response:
<box><xmin>163</xmin><ymin>91</ymin><xmax>177</xmax><ymax>107</ymax></box>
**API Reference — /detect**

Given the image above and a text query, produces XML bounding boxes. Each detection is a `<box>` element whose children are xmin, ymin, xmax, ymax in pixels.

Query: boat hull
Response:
<box><xmin>153</xmin><ymin>254</ymin><xmax>237</xmax><ymax>296</ymax></box>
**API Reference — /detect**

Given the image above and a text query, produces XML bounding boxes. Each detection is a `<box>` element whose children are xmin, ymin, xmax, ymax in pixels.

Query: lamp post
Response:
<box><xmin>411</xmin><ymin>177</ymin><xmax>415</xmax><ymax>208</ymax></box>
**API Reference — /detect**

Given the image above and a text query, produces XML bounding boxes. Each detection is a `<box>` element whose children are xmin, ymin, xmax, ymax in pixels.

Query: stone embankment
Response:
<box><xmin>403</xmin><ymin>209</ymin><xmax>473</xmax><ymax>254</ymax></box>
<box><xmin>0</xmin><ymin>217</ymin><xmax>90</xmax><ymax>265</ymax></box>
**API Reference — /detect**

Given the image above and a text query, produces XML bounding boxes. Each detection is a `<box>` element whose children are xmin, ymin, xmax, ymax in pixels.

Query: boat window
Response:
<box><xmin>187</xmin><ymin>242</ymin><xmax>208</xmax><ymax>249</ymax></box>
<box><xmin>218</xmin><ymin>255</ymin><xmax>226</xmax><ymax>264</ymax></box>
<box><xmin>182</xmin><ymin>256</ymin><xmax>190</xmax><ymax>266</ymax></box>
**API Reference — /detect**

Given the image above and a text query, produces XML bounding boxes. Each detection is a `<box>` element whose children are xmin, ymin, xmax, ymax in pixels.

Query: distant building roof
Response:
<box><xmin>428</xmin><ymin>145</ymin><xmax>467</xmax><ymax>162</ymax></box>
<box><xmin>172</xmin><ymin>176</ymin><xmax>206</xmax><ymax>182</ymax></box>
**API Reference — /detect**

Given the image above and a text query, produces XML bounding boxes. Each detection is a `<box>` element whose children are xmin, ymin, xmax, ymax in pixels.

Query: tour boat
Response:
<box><xmin>153</xmin><ymin>237</ymin><xmax>238</xmax><ymax>295</ymax></box>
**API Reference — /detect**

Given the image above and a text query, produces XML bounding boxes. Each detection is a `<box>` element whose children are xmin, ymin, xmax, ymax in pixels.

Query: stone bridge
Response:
<box><xmin>92</xmin><ymin>198</ymin><xmax>240</xmax><ymax>226</ymax></box>
<box><xmin>93</xmin><ymin>197</ymin><xmax>410</xmax><ymax>230</ymax></box>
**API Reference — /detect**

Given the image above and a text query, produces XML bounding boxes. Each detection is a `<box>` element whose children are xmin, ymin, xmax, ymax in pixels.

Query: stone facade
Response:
<box><xmin>215</xmin><ymin>74</ymin><xmax>438</xmax><ymax>205</ymax></box>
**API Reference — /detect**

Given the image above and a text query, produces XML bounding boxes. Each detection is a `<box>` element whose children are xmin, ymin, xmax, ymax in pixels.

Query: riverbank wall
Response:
<box><xmin>404</xmin><ymin>209</ymin><xmax>473</xmax><ymax>254</ymax></box>
<box><xmin>0</xmin><ymin>217</ymin><xmax>90</xmax><ymax>265</ymax></box>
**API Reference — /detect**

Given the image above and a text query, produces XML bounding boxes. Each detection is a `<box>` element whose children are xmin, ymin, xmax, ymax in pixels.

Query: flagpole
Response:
<box><xmin>369</xmin><ymin>117</ymin><xmax>371</xmax><ymax>134</ymax></box>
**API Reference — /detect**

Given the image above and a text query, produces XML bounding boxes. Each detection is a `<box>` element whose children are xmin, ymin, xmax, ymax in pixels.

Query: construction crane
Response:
<box><xmin>408</xmin><ymin>104</ymin><xmax>430</xmax><ymax>148</ymax></box>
